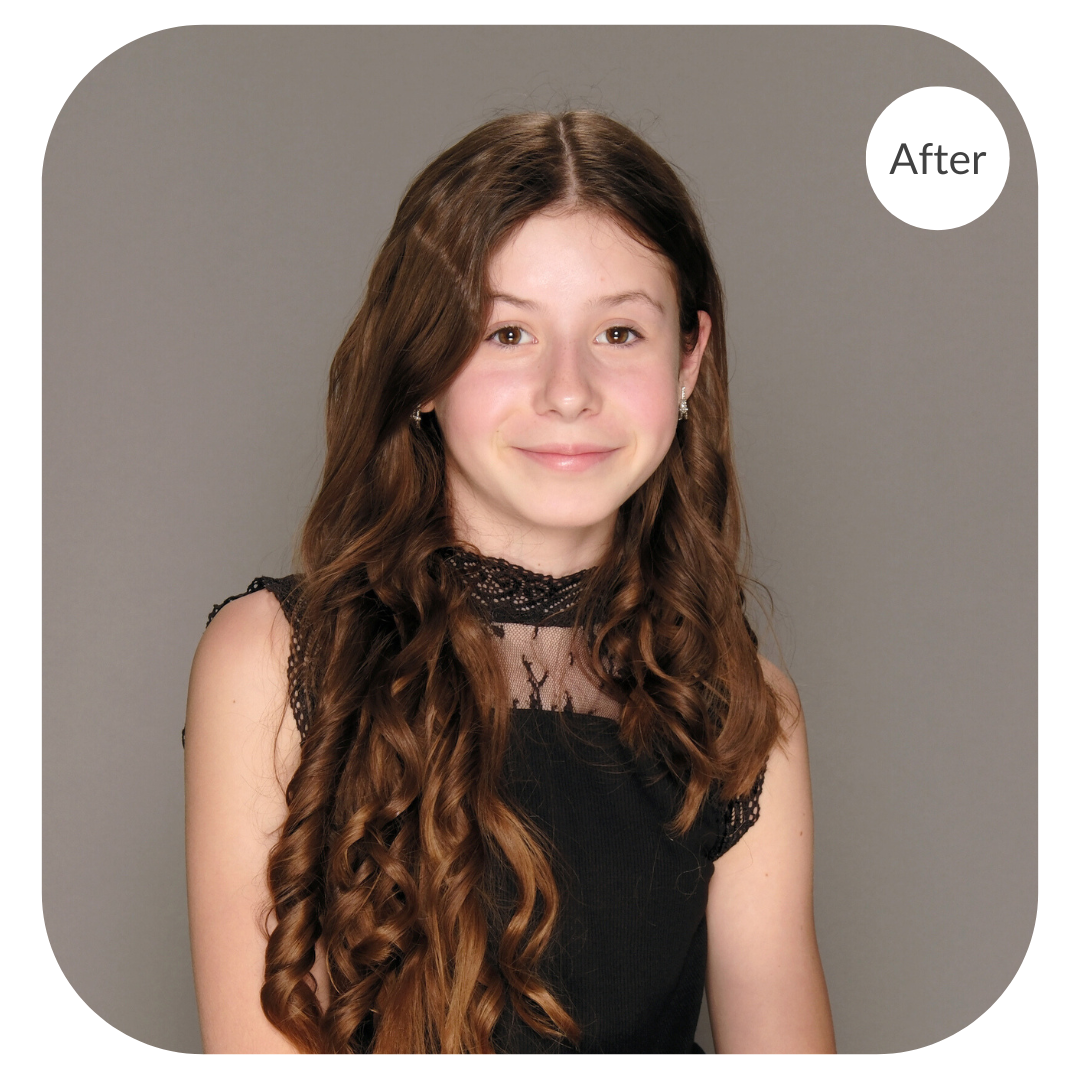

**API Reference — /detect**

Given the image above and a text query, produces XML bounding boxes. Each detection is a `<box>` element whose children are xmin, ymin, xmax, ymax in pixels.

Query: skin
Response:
<box><xmin>185</xmin><ymin>208</ymin><xmax>835</xmax><ymax>1053</ymax></box>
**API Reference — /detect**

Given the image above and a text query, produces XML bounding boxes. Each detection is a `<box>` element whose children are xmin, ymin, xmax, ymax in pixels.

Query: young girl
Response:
<box><xmin>184</xmin><ymin>111</ymin><xmax>835</xmax><ymax>1054</ymax></box>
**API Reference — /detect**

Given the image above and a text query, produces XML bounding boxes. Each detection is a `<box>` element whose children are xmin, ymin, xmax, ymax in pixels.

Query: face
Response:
<box><xmin>428</xmin><ymin>209</ymin><xmax>711</xmax><ymax>575</ymax></box>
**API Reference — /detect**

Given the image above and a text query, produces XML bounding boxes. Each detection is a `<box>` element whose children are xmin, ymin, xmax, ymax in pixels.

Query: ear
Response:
<box><xmin>678</xmin><ymin>310</ymin><xmax>712</xmax><ymax>398</ymax></box>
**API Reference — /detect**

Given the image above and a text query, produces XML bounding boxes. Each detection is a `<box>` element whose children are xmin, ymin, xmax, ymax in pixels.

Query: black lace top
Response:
<box><xmin>200</xmin><ymin>551</ymin><xmax>765</xmax><ymax>1053</ymax></box>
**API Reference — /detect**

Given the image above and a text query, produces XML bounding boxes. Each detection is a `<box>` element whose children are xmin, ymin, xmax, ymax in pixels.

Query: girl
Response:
<box><xmin>184</xmin><ymin>110</ymin><xmax>835</xmax><ymax>1054</ymax></box>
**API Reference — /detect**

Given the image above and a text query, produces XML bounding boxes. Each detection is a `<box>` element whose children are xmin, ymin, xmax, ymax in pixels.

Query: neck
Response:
<box><xmin>450</xmin><ymin>523</ymin><xmax>611</xmax><ymax>578</ymax></box>
<box><xmin>442</xmin><ymin>450</ymin><xmax>618</xmax><ymax>576</ymax></box>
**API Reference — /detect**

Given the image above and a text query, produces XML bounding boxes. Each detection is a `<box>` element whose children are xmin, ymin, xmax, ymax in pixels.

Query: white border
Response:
<box><xmin>12</xmin><ymin>2</ymin><xmax>1072</xmax><ymax>1073</ymax></box>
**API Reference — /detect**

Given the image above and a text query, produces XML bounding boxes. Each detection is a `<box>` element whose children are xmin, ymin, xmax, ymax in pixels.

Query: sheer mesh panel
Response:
<box><xmin>491</xmin><ymin>623</ymin><xmax>621</xmax><ymax>718</ymax></box>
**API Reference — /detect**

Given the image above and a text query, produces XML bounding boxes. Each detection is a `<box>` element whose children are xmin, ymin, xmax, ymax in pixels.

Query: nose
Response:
<box><xmin>534</xmin><ymin>336</ymin><xmax>599</xmax><ymax>420</ymax></box>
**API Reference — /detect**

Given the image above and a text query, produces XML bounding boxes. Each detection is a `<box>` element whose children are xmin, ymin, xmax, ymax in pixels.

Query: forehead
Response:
<box><xmin>487</xmin><ymin>210</ymin><xmax>676</xmax><ymax>301</ymax></box>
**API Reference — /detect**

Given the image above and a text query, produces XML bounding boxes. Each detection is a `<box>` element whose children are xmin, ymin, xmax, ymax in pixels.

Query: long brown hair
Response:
<box><xmin>260</xmin><ymin>111</ymin><xmax>780</xmax><ymax>1053</ymax></box>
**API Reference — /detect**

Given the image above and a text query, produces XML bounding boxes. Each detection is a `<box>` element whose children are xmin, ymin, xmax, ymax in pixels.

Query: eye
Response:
<box><xmin>596</xmin><ymin>325</ymin><xmax>640</xmax><ymax>346</ymax></box>
<box><xmin>489</xmin><ymin>325</ymin><xmax>535</xmax><ymax>347</ymax></box>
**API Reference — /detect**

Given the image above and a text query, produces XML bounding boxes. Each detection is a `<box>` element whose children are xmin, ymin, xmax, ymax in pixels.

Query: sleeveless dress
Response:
<box><xmin>196</xmin><ymin>550</ymin><xmax>765</xmax><ymax>1053</ymax></box>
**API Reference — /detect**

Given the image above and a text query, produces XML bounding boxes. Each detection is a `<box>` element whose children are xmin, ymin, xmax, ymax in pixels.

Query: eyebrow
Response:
<box><xmin>489</xmin><ymin>290</ymin><xmax>666</xmax><ymax>314</ymax></box>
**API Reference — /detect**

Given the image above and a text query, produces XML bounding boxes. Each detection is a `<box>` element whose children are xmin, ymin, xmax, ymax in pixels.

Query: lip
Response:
<box><xmin>514</xmin><ymin>444</ymin><xmax>620</xmax><ymax>472</ymax></box>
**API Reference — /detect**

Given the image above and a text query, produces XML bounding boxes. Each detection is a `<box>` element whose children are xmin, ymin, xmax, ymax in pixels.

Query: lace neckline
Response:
<box><xmin>442</xmin><ymin>547</ymin><xmax>595</xmax><ymax>626</ymax></box>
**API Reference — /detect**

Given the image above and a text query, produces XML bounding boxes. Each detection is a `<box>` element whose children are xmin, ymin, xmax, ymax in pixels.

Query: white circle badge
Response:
<box><xmin>866</xmin><ymin>86</ymin><xmax>1010</xmax><ymax>230</ymax></box>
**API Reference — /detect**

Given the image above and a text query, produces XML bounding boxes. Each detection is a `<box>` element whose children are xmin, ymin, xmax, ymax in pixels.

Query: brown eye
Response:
<box><xmin>494</xmin><ymin>326</ymin><xmax>523</xmax><ymax>346</ymax></box>
<box><xmin>602</xmin><ymin>326</ymin><xmax>637</xmax><ymax>345</ymax></box>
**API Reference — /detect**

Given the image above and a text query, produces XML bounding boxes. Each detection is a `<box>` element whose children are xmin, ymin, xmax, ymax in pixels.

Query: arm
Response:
<box><xmin>704</xmin><ymin>657</ymin><xmax>836</xmax><ymax>1053</ymax></box>
<box><xmin>184</xmin><ymin>588</ymin><xmax>307</xmax><ymax>1053</ymax></box>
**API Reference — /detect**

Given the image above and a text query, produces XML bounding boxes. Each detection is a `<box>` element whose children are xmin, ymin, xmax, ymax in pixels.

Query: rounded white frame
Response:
<box><xmin>19</xmin><ymin>4</ymin><xmax>1062</xmax><ymax>1075</ymax></box>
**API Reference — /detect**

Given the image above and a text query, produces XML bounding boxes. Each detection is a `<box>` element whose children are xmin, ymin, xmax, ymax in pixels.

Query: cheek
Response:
<box><xmin>436</xmin><ymin>368</ymin><xmax>512</xmax><ymax>455</ymax></box>
<box><xmin>611</xmin><ymin>371</ymin><xmax>678</xmax><ymax>447</ymax></box>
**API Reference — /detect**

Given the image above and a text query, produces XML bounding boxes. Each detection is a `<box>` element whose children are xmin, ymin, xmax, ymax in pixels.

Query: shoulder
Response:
<box><xmin>757</xmin><ymin>653</ymin><xmax>803</xmax><ymax>736</ymax></box>
<box><xmin>194</xmin><ymin>586</ymin><xmax>292</xmax><ymax>692</ymax></box>
<box><xmin>195</xmin><ymin>575</ymin><xmax>302</xmax><ymax>689</ymax></box>
<box><xmin>709</xmin><ymin>654</ymin><xmax>811</xmax><ymax>860</ymax></box>
<box><xmin>204</xmin><ymin>575</ymin><xmax>301</xmax><ymax>630</ymax></box>
<box><xmin>751</xmin><ymin>654</ymin><xmax>810</xmax><ymax>808</ymax></box>
<box><xmin>186</xmin><ymin>585</ymin><xmax>300</xmax><ymax>778</ymax></box>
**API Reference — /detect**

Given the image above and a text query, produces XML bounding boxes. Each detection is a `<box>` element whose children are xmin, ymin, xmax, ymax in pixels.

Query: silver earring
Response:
<box><xmin>678</xmin><ymin>386</ymin><xmax>689</xmax><ymax>421</ymax></box>
<box><xmin>411</xmin><ymin>407</ymin><xmax>422</xmax><ymax>425</ymax></box>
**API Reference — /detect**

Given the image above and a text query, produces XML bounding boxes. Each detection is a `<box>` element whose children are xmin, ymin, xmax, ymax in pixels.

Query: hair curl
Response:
<box><xmin>259</xmin><ymin>111</ymin><xmax>781</xmax><ymax>1053</ymax></box>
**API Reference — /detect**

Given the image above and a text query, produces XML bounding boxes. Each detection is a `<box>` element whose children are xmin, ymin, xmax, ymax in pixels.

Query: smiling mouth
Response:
<box><xmin>514</xmin><ymin>445</ymin><xmax>620</xmax><ymax>472</ymax></box>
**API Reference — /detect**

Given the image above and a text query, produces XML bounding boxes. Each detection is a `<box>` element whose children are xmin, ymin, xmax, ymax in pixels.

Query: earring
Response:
<box><xmin>678</xmin><ymin>386</ymin><xmax>689</xmax><ymax>421</ymax></box>
<box><xmin>411</xmin><ymin>407</ymin><xmax>422</xmax><ymax>425</ymax></box>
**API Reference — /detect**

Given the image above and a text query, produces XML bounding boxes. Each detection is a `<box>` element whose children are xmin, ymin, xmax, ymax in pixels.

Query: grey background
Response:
<box><xmin>43</xmin><ymin>26</ymin><xmax>1036</xmax><ymax>1054</ymax></box>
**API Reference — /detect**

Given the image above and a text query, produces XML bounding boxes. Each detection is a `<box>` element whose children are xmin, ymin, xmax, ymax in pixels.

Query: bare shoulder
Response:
<box><xmin>186</xmin><ymin>588</ymin><xmax>298</xmax><ymax>772</ymax></box>
<box><xmin>192</xmin><ymin>587</ymin><xmax>292</xmax><ymax>689</ymax></box>
<box><xmin>713</xmin><ymin>654</ymin><xmax>812</xmax><ymax>877</ymax></box>
<box><xmin>720</xmin><ymin>654</ymin><xmax>811</xmax><ymax>846</ymax></box>
<box><xmin>751</xmin><ymin>653</ymin><xmax>810</xmax><ymax>807</ymax></box>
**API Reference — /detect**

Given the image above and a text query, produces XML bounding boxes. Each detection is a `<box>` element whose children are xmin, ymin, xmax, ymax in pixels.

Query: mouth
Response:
<box><xmin>513</xmin><ymin>444</ymin><xmax>620</xmax><ymax>472</ymax></box>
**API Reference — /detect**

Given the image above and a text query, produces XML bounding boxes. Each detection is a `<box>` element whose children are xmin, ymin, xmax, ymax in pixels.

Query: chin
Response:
<box><xmin>511</xmin><ymin>495</ymin><xmax>622</xmax><ymax>533</ymax></box>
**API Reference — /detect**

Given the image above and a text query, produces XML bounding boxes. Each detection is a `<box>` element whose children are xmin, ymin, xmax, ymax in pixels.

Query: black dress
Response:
<box><xmin>200</xmin><ymin>551</ymin><xmax>765</xmax><ymax>1053</ymax></box>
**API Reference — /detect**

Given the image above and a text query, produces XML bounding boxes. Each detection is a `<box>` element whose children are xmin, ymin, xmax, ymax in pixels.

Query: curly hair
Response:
<box><xmin>258</xmin><ymin>111</ymin><xmax>780</xmax><ymax>1053</ymax></box>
